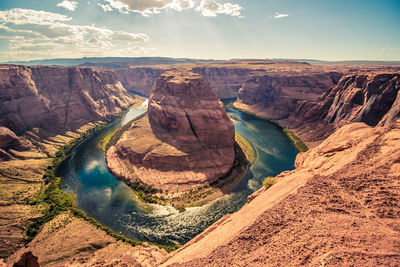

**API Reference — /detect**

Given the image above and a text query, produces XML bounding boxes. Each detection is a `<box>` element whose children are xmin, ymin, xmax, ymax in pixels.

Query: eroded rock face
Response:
<box><xmin>235</xmin><ymin>70</ymin><xmax>400</xmax><ymax>147</ymax></box>
<box><xmin>148</xmin><ymin>71</ymin><xmax>235</xmax><ymax>151</ymax></box>
<box><xmin>322</xmin><ymin>73</ymin><xmax>400</xmax><ymax>127</ymax></box>
<box><xmin>0</xmin><ymin>126</ymin><xmax>33</xmax><ymax>161</ymax></box>
<box><xmin>161</xmin><ymin>121</ymin><xmax>400</xmax><ymax>266</ymax></box>
<box><xmin>107</xmin><ymin>71</ymin><xmax>235</xmax><ymax>191</ymax></box>
<box><xmin>114</xmin><ymin>67</ymin><xmax>165</xmax><ymax>96</ymax></box>
<box><xmin>0</xmin><ymin>65</ymin><xmax>135</xmax><ymax>136</ymax></box>
<box><xmin>114</xmin><ymin>65</ymin><xmax>252</xmax><ymax>98</ymax></box>
<box><xmin>237</xmin><ymin>71</ymin><xmax>342</xmax><ymax>119</ymax></box>
<box><xmin>192</xmin><ymin>67</ymin><xmax>252</xmax><ymax>98</ymax></box>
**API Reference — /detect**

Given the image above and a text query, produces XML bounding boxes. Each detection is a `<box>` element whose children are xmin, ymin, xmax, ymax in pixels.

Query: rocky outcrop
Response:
<box><xmin>114</xmin><ymin>66</ymin><xmax>251</xmax><ymax>98</ymax></box>
<box><xmin>6</xmin><ymin>213</ymin><xmax>167</xmax><ymax>267</ymax></box>
<box><xmin>114</xmin><ymin>67</ymin><xmax>165</xmax><ymax>96</ymax></box>
<box><xmin>235</xmin><ymin>70</ymin><xmax>400</xmax><ymax>147</ymax></box>
<box><xmin>237</xmin><ymin>70</ymin><xmax>342</xmax><ymax>119</ymax></box>
<box><xmin>0</xmin><ymin>126</ymin><xmax>33</xmax><ymax>161</ymax></box>
<box><xmin>321</xmin><ymin>73</ymin><xmax>400</xmax><ymax>127</ymax></box>
<box><xmin>192</xmin><ymin>66</ymin><xmax>252</xmax><ymax>98</ymax></box>
<box><xmin>0</xmin><ymin>64</ymin><xmax>138</xmax><ymax>258</ymax></box>
<box><xmin>0</xmin><ymin>65</ymin><xmax>136</xmax><ymax>137</ymax></box>
<box><xmin>107</xmin><ymin>71</ymin><xmax>236</xmax><ymax>193</ymax></box>
<box><xmin>161</xmin><ymin>121</ymin><xmax>400</xmax><ymax>266</ymax></box>
<box><xmin>12</xmin><ymin>251</ymin><xmax>39</xmax><ymax>267</ymax></box>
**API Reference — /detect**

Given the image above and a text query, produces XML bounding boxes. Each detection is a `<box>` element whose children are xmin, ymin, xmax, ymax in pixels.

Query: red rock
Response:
<box><xmin>0</xmin><ymin>65</ymin><xmax>135</xmax><ymax>136</ymax></box>
<box><xmin>161</xmin><ymin>121</ymin><xmax>400</xmax><ymax>266</ymax></box>
<box><xmin>12</xmin><ymin>251</ymin><xmax>39</xmax><ymax>267</ymax></box>
<box><xmin>107</xmin><ymin>71</ymin><xmax>235</xmax><ymax>192</ymax></box>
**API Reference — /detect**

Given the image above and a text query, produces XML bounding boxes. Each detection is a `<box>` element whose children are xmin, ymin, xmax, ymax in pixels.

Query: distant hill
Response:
<box><xmin>232</xmin><ymin>58</ymin><xmax>400</xmax><ymax>65</ymax></box>
<box><xmin>3</xmin><ymin>57</ymin><xmax>219</xmax><ymax>68</ymax></box>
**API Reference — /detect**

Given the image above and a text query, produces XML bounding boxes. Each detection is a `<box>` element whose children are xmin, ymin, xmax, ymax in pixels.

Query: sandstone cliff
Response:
<box><xmin>114</xmin><ymin>65</ymin><xmax>251</xmax><ymax>99</ymax></box>
<box><xmin>107</xmin><ymin>71</ymin><xmax>237</xmax><ymax>195</ymax></box>
<box><xmin>0</xmin><ymin>64</ymin><xmax>139</xmax><ymax>259</ymax></box>
<box><xmin>235</xmin><ymin>69</ymin><xmax>400</xmax><ymax>147</ymax></box>
<box><xmin>161</xmin><ymin>121</ymin><xmax>400</xmax><ymax>266</ymax></box>
<box><xmin>321</xmin><ymin>73</ymin><xmax>400</xmax><ymax>127</ymax></box>
<box><xmin>0</xmin><ymin>65</ymin><xmax>135</xmax><ymax>137</ymax></box>
<box><xmin>114</xmin><ymin>67</ymin><xmax>165</xmax><ymax>96</ymax></box>
<box><xmin>192</xmin><ymin>66</ymin><xmax>252</xmax><ymax>98</ymax></box>
<box><xmin>236</xmin><ymin>70</ymin><xmax>342</xmax><ymax>119</ymax></box>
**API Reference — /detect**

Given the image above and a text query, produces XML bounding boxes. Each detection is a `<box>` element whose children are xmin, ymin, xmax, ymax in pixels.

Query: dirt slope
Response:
<box><xmin>161</xmin><ymin>121</ymin><xmax>400</xmax><ymax>266</ymax></box>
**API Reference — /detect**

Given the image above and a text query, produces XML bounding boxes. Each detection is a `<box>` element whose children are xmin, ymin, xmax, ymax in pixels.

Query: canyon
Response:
<box><xmin>106</xmin><ymin>70</ymin><xmax>247</xmax><ymax>206</ymax></box>
<box><xmin>0</xmin><ymin>65</ymin><xmax>166</xmax><ymax>265</ymax></box>
<box><xmin>0</xmin><ymin>60</ymin><xmax>399</xmax><ymax>266</ymax></box>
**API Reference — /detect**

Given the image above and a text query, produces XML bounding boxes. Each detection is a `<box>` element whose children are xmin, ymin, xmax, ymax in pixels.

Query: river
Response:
<box><xmin>60</xmin><ymin>99</ymin><xmax>298</xmax><ymax>245</ymax></box>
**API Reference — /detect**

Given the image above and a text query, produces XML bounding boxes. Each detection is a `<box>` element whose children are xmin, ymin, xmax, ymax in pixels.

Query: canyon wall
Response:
<box><xmin>114</xmin><ymin>65</ymin><xmax>253</xmax><ymax>98</ymax></box>
<box><xmin>236</xmin><ymin>70</ymin><xmax>400</xmax><ymax>146</ymax></box>
<box><xmin>0</xmin><ymin>65</ymin><xmax>136</xmax><ymax>137</ymax></box>
<box><xmin>0</xmin><ymin>64</ymin><xmax>138</xmax><ymax>259</ymax></box>
<box><xmin>192</xmin><ymin>66</ymin><xmax>252</xmax><ymax>98</ymax></box>
<box><xmin>237</xmin><ymin>70</ymin><xmax>342</xmax><ymax>119</ymax></box>
<box><xmin>114</xmin><ymin>67</ymin><xmax>165</xmax><ymax>96</ymax></box>
<box><xmin>320</xmin><ymin>73</ymin><xmax>400</xmax><ymax>127</ymax></box>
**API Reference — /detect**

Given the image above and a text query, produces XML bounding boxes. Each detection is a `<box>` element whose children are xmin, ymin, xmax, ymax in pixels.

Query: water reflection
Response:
<box><xmin>60</xmin><ymin>101</ymin><xmax>298</xmax><ymax>245</ymax></box>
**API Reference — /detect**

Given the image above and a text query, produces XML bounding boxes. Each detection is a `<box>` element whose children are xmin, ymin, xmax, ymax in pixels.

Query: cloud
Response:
<box><xmin>100</xmin><ymin>0</ymin><xmax>242</xmax><ymax>17</ymax></box>
<box><xmin>57</xmin><ymin>0</ymin><xmax>79</xmax><ymax>11</ymax></box>
<box><xmin>0</xmin><ymin>8</ymin><xmax>71</xmax><ymax>24</ymax></box>
<box><xmin>104</xmin><ymin>0</ymin><xmax>194</xmax><ymax>15</ymax></box>
<box><xmin>0</xmin><ymin>8</ymin><xmax>153</xmax><ymax>61</ymax></box>
<box><xmin>98</xmin><ymin>3</ymin><xmax>113</xmax><ymax>12</ymax></box>
<box><xmin>273</xmin><ymin>12</ymin><xmax>289</xmax><ymax>19</ymax></box>
<box><xmin>197</xmin><ymin>0</ymin><xmax>242</xmax><ymax>17</ymax></box>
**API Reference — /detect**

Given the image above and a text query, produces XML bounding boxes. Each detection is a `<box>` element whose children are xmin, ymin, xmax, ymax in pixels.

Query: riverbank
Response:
<box><xmin>106</xmin><ymin>135</ymin><xmax>251</xmax><ymax>209</ymax></box>
<box><xmin>26</xmin><ymin>120</ymin><xmax>179</xmax><ymax>251</ymax></box>
<box><xmin>101</xmin><ymin>96</ymin><xmax>146</xmax><ymax>151</ymax></box>
<box><xmin>232</xmin><ymin>102</ymin><xmax>308</xmax><ymax>152</ymax></box>
<box><xmin>13</xmin><ymin>100</ymin><xmax>177</xmax><ymax>263</ymax></box>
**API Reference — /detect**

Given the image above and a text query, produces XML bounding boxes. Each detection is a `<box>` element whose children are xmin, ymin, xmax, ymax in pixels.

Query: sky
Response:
<box><xmin>0</xmin><ymin>0</ymin><xmax>399</xmax><ymax>62</ymax></box>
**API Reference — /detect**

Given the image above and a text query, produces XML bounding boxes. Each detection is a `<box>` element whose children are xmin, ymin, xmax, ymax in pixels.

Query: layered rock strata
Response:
<box><xmin>0</xmin><ymin>64</ymin><xmax>138</xmax><ymax>258</ymax></box>
<box><xmin>236</xmin><ymin>70</ymin><xmax>343</xmax><ymax>119</ymax></box>
<box><xmin>161</xmin><ymin>121</ymin><xmax>400</xmax><ymax>266</ymax></box>
<box><xmin>0</xmin><ymin>65</ymin><xmax>135</xmax><ymax>137</ymax></box>
<box><xmin>107</xmin><ymin>71</ymin><xmax>236</xmax><ymax>193</ymax></box>
<box><xmin>235</xmin><ymin>70</ymin><xmax>400</xmax><ymax>147</ymax></box>
<box><xmin>114</xmin><ymin>67</ymin><xmax>165</xmax><ymax>96</ymax></box>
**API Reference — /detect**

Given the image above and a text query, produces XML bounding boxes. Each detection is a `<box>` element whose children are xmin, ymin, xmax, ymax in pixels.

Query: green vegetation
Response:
<box><xmin>229</xmin><ymin>114</ymin><xmax>241</xmax><ymax>121</ymax></box>
<box><xmin>101</xmin><ymin>128</ymin><xmax>118</xmax><ymax>151</ymax></box>
<box><xmin>227</xmin><ymin>102</ymin><xmax>309</xmax><ymax>153</ymax></box>
<box><xmin>235</xmin><ymin>133</ymin><xmax>255</xmax><ymax>163</ymax></box>
<box><xmin>283</xmin><ymin>128</ymin><xmax>308</xmax><ymax>152</ymax></box>
<box><xmin>26</xmin><ymin>111</ymin><xmax>180</xmax><ymax>252</ymax></box>
<box><xmin>104</xmin><ymin>112</ymin><xmax>147</xmax><ymax>152</ymax></box>
<box><xmin>262</xmin><ymin>176</ymin><xmax>276</xmax><ymax>189</ymax></box>
<box><xmin>225</xmin><ymin>103</ymin><xmax>234</xmax><ymax>109</ymax></box>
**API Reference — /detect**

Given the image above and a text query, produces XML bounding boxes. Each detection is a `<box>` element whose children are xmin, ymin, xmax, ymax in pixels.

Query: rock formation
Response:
<box><xmin>0</xmin><ymin>126</ymin><xmax>33</xmax><ymax>161</ymax></box>
<box><xmin>12</xmin><ymin>251</ymin><xmax>39</xmax><ymax>267</ymax></box>
<box><xmin>321</xmin><ymin>73</ymin><xmax>400</xmax><ymax>127</ymax></box>
<box><xmin>192</xmin><ymin>66</ymin><xmax>252</xmax><ymax>98</ymax></box>
<box><xmin>114</xmin><ymin>65</ymin><xmax>252</xmax><ymax>98</ymax></box>
<box><xmin>107</xmin><ymin>71</ymin><xmax>236</xmax><ymax>193</ymax></box>
<box><xmin>235</xmin><ymin>69</ymin><xmax>400</xmax><ymax>147</ymax></box>
<box><xmin>161</xmin><ymin>121</ymin><xmax>400</xmax><ymax>266</ymax></box>
<box><xmin>0</xmin><ymin>65</ymin><xmax>135</xmax><ymax>137</ymax></box>
<box><xmin>114</xmin><ymin>67</ymin><xmax>165</xmax><ymax>96</ymax></box>
<box><xmin>236</xmin><ymin>70</ymin><xmax>342</xmax><ymax>119</ymax></box>
<box><xmin>0</xmin><ymin>64</ymin><xmax>138</xmax><ymax>258</ymax></box>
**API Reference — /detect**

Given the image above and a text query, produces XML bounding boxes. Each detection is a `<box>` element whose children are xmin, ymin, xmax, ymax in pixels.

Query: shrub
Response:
<box><xmin>262</xmin><ymin>177</ymin><xmax>276</xmax><ymax>189</ymax></box>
